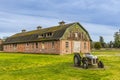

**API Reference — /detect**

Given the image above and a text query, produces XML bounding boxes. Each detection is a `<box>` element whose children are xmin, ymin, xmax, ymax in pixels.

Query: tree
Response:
<box><xmin>109</xmin><ymin>41</ymin><xmax>114</xmax><ymax>48</ymax></box>
<box><xmin>114</xmin><ymin>29</ymin><xmax>120</xmax><ymax>48</ymax></box>
<box><xmin>99</xmin><ymin>36</ymin><xmax>105</xmax><ymax>48</ymax></box>
<box><xmin>94</xmin><ymin>42</ymin><xmax>102</xmax><ymax>50</ymax></box>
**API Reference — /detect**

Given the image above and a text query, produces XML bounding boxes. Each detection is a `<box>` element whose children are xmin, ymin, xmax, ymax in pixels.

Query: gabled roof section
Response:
<box><xmin>75</xmin><ymin>22</ymin><xmax>92</xmax><ymax>41</ymax></box>
<box><xmin>4</xmin><ymin>23</ymin><xmax>75</xmax><ymax>44</ymax></box>
<box><xmin>4</xmin><ymin>22</ymin><xmax>92</xmax><ymax>44</ymax></box>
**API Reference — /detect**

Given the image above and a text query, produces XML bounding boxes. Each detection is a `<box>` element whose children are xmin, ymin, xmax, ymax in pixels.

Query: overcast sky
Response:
<box><xmin>0</xmin><ymin>0</ymin><xmax>120</xmax><ymax>42</ymax></box>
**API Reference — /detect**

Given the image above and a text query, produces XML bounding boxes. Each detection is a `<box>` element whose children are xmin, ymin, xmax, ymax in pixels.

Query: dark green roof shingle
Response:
<box><xmin>4</xmin><ymin>22</ymin><xmax>92</xmax><ymax>44</ymax></box>
<box><xmin>4</xmin><ymin>23</ymin><xmax>75</xmax><ymax>44</ymax></box>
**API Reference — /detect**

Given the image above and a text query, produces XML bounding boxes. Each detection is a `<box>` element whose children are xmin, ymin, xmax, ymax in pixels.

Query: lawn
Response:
<box><xmin>0</xmin><ymin>49</ymin><xmax>120</xmax><ymax>80</ymax></box>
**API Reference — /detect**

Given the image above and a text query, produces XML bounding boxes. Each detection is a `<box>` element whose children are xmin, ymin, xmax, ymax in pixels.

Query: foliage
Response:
<box><xmin>0</xmin><ymin>50</ymin><xmax>120</xmax><ymax>80</ymax></box>
<box><xmin>108</xmin><ymin>41</ymin><xmax>114</xmax><ymax>48</ymax></box>
<box><xmin>99</xmin><ymin>36</ymin><xmax>105</xmax><ymax>48</ymax></box>
<box><xmin>114</xmin><ymin>30</ymin><xmax>120</xmax><ymax>48</ymax></box>
<box><xmin>94</xmin><ymin>42</ymin><xmax>102</xmax><ymax>50</ymax></box>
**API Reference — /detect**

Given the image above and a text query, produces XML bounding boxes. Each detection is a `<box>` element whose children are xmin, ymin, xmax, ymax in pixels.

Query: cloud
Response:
<box><xmin>81</xmin><ymin>22</ymin><xmax>118</xmax><ymax>42</ymax></box>
<box><xmin>0</xmin><ymin>11</ymin><xmax>61</xmax><ymax>39</ymax></box>
<box><xmin>0</xmin><ymin>10</ymin><xmax>117</xmax><ymax>42</ymax></box>
<box><xmin>0</xmin><ymin>0</ymin><xmax>120</xmax><ymax>25</ymax></box>
<box><xmin>0</xmin><ymin>0</ymin><xmax>119</xmax><ymax>42</ymax></box>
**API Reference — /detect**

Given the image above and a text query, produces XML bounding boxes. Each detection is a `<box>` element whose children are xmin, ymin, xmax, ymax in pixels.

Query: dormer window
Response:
<box><xmin>38</xmin><ymin>35</ymin><xmax>43</xmax><ymax>38</ymax></box>
<box><xmin>38</xmin><ymin>32</ymin><xmax>53</xmax><ymax>38</ymax></box>
<box><xmin>38</xmin><ymin>34</ymin><xmax>46</xmax><ymax>38</ymax></box>
<box><xmin>26</xmin><ymin>43</ymin><xmax>29</xmax><ymax>46</ymax></box>
<box><xmin>46</xmin><ymin>32</ymin><xmax>53</xmax><ymax>37</ymax></box>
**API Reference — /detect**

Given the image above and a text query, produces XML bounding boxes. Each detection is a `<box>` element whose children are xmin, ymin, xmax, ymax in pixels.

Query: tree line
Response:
<box><xmin>93</xmin><ymin>29</ymin><xmax>120</xmax><ymax>49</ymax></box>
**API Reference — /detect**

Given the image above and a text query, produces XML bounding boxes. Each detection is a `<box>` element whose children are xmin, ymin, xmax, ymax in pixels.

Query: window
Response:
<box><xmin>49</xmin><ymin>32</ymin><xmax>52</xmax><ymax>36</ymax></box>
<box><xmin>26</xmin><ymin>43</ymin><xmax>29</xmax><ymax>46</ymax></box>
<box><xmin>39</xmin><ymin>33</ymin><xmax>53</xmax><ymax>38</ymax></box>
<box><xmin>47</xmin><ymin>32</ymin><xmax>53</xmax><ymax>37</ymax></box>
<box><xmin>66</xmin><ymin>42</ymin><xmax>69</xmax><ymax>48</ymax></box>
<box><xmin>81</xmin><ymin>32</ymin><xmax>84</xmax><ymax>40</ymax></box>
<box><xmin>84</xmin><ymin>42</ymin><xmax>86</xmax><ymax>49</ymax></box>
<box><xmin>13</xmin><ymin>44</ymin><xmax>17</xmax><ymax>48</ymax></box>
<box><xmin>67</xmin><ymin>32</ymin><xmax>71</xmax><ymax>38</ymax></box>
<box><xmin>13</xmin><ymin>44</ymin><xmax>17</xmax><ymax>50</ymax></box>
<box><xmin>42</xmin><ymin>42</ymin><xmax>45</xmax><ymax>49</ymax></box>
<box><xmin>38</xmin><ymin>35</ymin><xmax>42</xmax><ymax>38</ymax></box>
<box><xmin>10</xmin><ymin>44</ymin><xmax>12</xmax><ymax>48</ymax></box>
<box><xmin>52</xmin><ymin>41</ymin><xmax>55</xmax><ymax>48</ymax></box>
<box><xmin>79</xmin><ymin>33</ymin><xmax>81</xmax><ymax>39</ymax></box>
<box><xmin>41</xmin><ymin>34</ymin><xmax>46</xmax><ymax>38</ymax></box>
<box><xmin>32</xmin><ymin>43</ymin><xmax>34</xmax><ymax>49</ymax></box>
<box><xmin>41</xmin><ymin>34</ymin><xmax>44</xmax><ymax>37</ymax></box>
<box><xmin>75</xmin><ymin>33</ymin><xmax>78</xmax><ymax>38</ymax></box>
<box><xmin>36</xmin><ymin>42</ymin><xmax>38</xmax><ymax>48</ymax></box>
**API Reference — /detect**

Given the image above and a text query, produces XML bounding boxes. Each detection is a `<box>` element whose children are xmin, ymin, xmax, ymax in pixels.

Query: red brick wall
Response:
<box><xmin>80</xmin><ymin>41</ymin><xmax>91</xmax><ymax>53</ymax></box>
<box><xmin>60</xmin><ymin>40</ymin><xmax>72</xmax><ymax>54</ymax></box>
<box><xmin>3</xmin><ymin>41</ymin><xmax>61</xmax><ymax>54</ymax></box>
<box><xmin>60</xmin><ymin>40</ymin><xmax>91</xmax><ymax>54</ymax></box>
<box><xmin>3</xmin><ymin>40</ymin><xmax>91</xmax><ymax>54</ymax></box>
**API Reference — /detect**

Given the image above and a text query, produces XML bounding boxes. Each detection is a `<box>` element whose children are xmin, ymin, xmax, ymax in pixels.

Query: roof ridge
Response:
<box><xmin>10</xmin><ymin>22</ymin><xmax>75</xmax><ymax>38</ymax></box>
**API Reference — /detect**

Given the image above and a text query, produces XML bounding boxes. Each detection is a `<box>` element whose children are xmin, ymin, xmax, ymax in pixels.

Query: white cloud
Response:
<box><xmin>81</xmin><ymin>22</ymin><xmax>118</xmax><ymax>42</ymax></box>
<box><xmin>0</xmin><ymin>11</ymin><xmax>61</xmax><ymax>38</ymax></box>
<box><xmin>0</xmin><ymin>0</ymin><xmax>120</xmax><ymax>42</ymax></box>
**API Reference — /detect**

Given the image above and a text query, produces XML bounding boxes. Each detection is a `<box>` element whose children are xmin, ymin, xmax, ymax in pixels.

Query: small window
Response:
<box><xmin>66</xmin><ymin>42</ymin><xmax>69</xmax><ymax>48</ymax></box>
<box><xmin>26</xmin><ymin>43</ymin><xmax>29</xmax><ymax>46</ymax></box>
<box><xmin>84</xmin><ymin>42</ymin><xmax>86</xmax><ymax>49</ymax></box>
<box><xmin>41</xmin><ymin>34</ymin><xmax>44</xmax><ymax>37</ymax></box>
<box><xmin>75</xmin><ymin>33</ymin><xmax>78</xmax><ymax>38</ymax></box>
<box><xmin>42</xmin><ymin>42</ymin><xmax>45</xmax><ymax>49</ymax></box>
<box><xmin>82</xmin><ymin>32</ymin><xmax>84</xmax><ymax>39</ymax></box>
<box><xmin>10</xmin><ymin>44</ymin><xmax>12</xmax><ymax>48</ymax></box>
<box><xmin>44</xmin><ymin>34</ymin><xmax>46</xmax><ymax>37</ymax></box>
<box><xmin>49</xmin><ymin>32</ymin><xmax>53</xmax><ymax>36</ymax></box>
<box><xmin>38</xmin><ymin>35</ymin><xmax>42</xmax><ymax>38</ymax></box>
<box><xmin>41</xmin><ymin>34</ymin><xmax>46</xmax><ymax>37</ymax></box>
<box><xmin>47</xmin><ymin>32</ymin><xmax>53</xmax><ymax>37</ymax></box>
<box><xmin>79</xmin><ymin>33</ymin><xmax>82</xmax><ymax>39</ymax></box>
<box><xmin>68</xmin><ymin>32</ymin><xmax>71</xmax><ymax>38</ymax></box>
<box><xmin>36</xmin><ymin>42</ymin><xmax>38</xmax><ymax>48</ymax></box>
<box><xmin>13</xmin><ymin>44</ymin><xmax>17</xmax><ymax>48</ymax></box>
<box><xmin>32</xmin><ymin>43</ymin><xmax>34</xmax><ymax>49</ymax></box>
<box><xmin>52</xmin><ymin>41</ymin><xmax>55</xmax><ymax>48</ymax></box>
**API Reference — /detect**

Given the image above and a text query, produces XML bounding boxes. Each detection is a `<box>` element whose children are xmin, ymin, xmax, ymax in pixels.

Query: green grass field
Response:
<box><xmin>0</xmin><ymin>49</ymin><xmax>120</xmax><ymax>80</ymax></box>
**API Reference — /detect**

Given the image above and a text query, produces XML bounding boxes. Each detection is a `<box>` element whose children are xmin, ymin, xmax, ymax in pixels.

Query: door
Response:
<box><xmin>73</xmin><ymin>41</ymin><xmax>80</xmax><ymax>53</ymax></box>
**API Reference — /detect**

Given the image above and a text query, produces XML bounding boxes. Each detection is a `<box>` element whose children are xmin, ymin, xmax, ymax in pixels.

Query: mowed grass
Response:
<box><xmin>0</xmin><ymin>49</ymin><xmax>120</xmax><ymax>80</ymax></box>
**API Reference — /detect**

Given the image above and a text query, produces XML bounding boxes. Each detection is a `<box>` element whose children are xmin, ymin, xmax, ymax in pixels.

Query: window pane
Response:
<box><xmin>52</xmin><ymin>42</ymin><xmax>54</xmax><ymax>48</ymax></box>
<box><xmin>66</xmin><ymin>42</ymin><xmax>69</xmax><ymax>48</ymax></box>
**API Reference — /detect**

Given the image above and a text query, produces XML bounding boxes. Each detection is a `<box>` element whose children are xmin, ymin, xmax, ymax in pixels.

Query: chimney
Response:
<box><xmin>37</xmin><ymin>26</ymin><xmax>42</xmax><ymax>30</ymax></box>
<box><xmin>59</xmin><ymin>21</ymin><xmax>65</xmax><ymax>26</ymax></box>
<box><xmin>22</xmin><ymin>29</ymin><xmax>26</xmax><ymax>33</ymax></box>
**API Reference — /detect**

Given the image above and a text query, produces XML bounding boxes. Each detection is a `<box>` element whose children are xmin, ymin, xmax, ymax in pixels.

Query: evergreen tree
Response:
<box><xmin>114</xmin><ymin>29</ymin><xmax>120</xmax><ymax>48</ymax></box>
<box><xmin>109</xmin><ymin>41</ymin><xmax>114</xmax><ymax>48</ymax></box>
<box><xmin>99</xmin><ymin>36</ymin><xmax>105</xmax><ymax>48</ymax></box>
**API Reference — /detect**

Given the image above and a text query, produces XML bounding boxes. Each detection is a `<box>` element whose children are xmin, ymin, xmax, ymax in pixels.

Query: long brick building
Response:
<box><xmin>3</xmin><ymin>21</ymin><xmax>92</xmax><ymax>54</ymax></box>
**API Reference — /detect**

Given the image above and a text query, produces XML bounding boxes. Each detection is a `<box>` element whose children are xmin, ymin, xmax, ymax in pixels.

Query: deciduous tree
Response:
<box><xmin>94</xmin><ymin>42</ymin><xmax>102</xmax><ymax>50</ymax></box>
